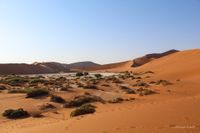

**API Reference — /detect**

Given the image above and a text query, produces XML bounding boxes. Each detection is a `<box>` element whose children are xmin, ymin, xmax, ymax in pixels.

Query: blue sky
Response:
<box><xmin>0</xmin><ymin>0</ymin><xmax>200</xmax><ymax>64</ymax></box>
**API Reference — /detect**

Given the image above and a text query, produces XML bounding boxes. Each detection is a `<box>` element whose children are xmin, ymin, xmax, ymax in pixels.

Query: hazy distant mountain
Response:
<box><xmin>0</xmin><ymin>50</ymin><xmax>179</xmax><ymax>74</ymax></box>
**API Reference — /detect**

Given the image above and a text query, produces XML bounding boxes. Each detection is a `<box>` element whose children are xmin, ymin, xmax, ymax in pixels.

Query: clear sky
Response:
<box><xmin>0</xmin><ymin>0</ymin><xmax>200</xmax><ymax>64</ymax></box>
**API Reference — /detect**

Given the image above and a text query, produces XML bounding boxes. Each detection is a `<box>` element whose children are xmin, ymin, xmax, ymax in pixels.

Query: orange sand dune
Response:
<box><xmin>134</xmin><ymin>49</ymin><xmax>200</xmax><ymax>79</ymax></box>
<box><xmin>1</xmin><ymin>49</ymin><xmax>200</xmax><ymax>133</ymax></box>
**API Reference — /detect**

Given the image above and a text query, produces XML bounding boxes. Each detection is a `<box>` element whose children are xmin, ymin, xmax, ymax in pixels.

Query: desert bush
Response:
<box><xmin>137</xmin><ymin>88</ymin><xmax>156</xmax><ymax>96</ymax></box>
<box><xmin>156</xmin><ymin>80</ymin><xmax>172</xmax><ymax>86</ymax></box>
<box><xmin>29</xmin><ymin>78</ymin><xmax>46</xmax><ymax>84</ymax></box>
<box><xmin>149</xmin><ymin>81</ymin><xmax>156</xmax><ymax>84</ymax></box>
<box><xmin>0</xmin><ymin>85</ymin><xmax>7</xmax><ymax>90</ymax></box>
<box><xmin>64</xmin><ymin>95</ymin><xmax>104</xmax><ymax>108</ymax></box>
<box><xmin>1</xmin><ymin>76</ymin><xmax>28</xmax><ymax>86</ymax></box>
<box><xmin>39</xmin><ymin>103</ymin><xmax>56</xmax><ymax>110</ymax></box>
<box><xmin>83</xmin><ymin>84</ymin><xmax>98</xmax><ymax>90</ymax></box>
<box><xmin>102</xmin><ymin>84</ymin><xmax>110</xmax><ymax>87</ymax></box>
<box><xmin>94</xmin><ymin>74</ymin><xmax>102</xmax><ymax>79</ymax></box>
<box><xmin>26</xmin><ymin>88</ymin><xmax>49</xmax><ymax>98</ymax></box>
<box><xmin>76</xmin><ymin>72</ymin><xmax>84</xmax><ymax>77</ymax></box>
<box><xmin>70</xmin><ymin>104</ymin><xmax>96</xmax><ymax>117</ymax></box>
<box><xmin>84</xmin><ymin>72</ymin><xmax>89</xmax><ymax>76</ymax></box>
<box><xmin>144</xmin><ymin>71</ymin><xmax>154</xmax><ymax>74</ymax></box>
<box><xmin>3</xmin><ymin>108</ymin><xmax>29</xmax><ymax>119</ymax></box>
<box><xmin>8</xmin><ymin>88</ymin><xmax>29</xmax><ymax>94</ymax></box>
<box><xmin>108</xmin><ymin>97</ymin><xmax>124</xmax><ymax>104</ymax></box>
<box><xmin>50</xmin><ymin>95</ymin><xmax>65</xmax><ymax>103</ymax></box>
<box><xmin>120</xmin><ymin>86</ymin><xmax>136</xmax><ymax>94</ymax></box>
<box><xmin>133</xmin><ymin>82</ymin><xmax>149</xmax><ymax>87</ymax></box>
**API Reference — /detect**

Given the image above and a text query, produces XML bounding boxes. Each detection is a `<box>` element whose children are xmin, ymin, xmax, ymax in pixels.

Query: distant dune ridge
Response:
<box><xmin>131</xmin><ymin>49</ymin><xmax>179</xmax><ymax>67</ymax></box>
<box><xmin>0</xmin><ymin>49</ymin><xmax>200</xmax><ymax>75</ymax></box>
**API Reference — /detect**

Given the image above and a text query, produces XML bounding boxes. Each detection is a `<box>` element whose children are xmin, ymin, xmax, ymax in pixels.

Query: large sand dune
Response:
<box><xmin>0</xmin><ymin>49</ymin><xmax>200</xmax><ymax>133</ymax></box>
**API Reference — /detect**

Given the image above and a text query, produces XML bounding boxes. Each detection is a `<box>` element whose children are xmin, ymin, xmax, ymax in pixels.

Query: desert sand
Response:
<box><xmin>0</xmin><ymin>49</ymin><xmax>200</xmax><ymax>133</ymax></box>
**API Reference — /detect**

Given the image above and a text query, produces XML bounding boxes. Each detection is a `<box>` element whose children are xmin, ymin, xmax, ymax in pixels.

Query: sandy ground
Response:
<box><xmin>0</xmin><ymin>49</ymin><xmax>200</xmax><ymax>133</ymax></box>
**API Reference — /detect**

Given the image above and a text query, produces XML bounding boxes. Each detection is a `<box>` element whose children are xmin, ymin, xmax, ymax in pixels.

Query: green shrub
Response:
<box><xmin>137</xmin><ymin>88</ymin><xmax>156</xmax><ymax>96</ymax></box>
<box><xmin>26</xmin><ymin>89</ymin><xmax>49</xmax><ymax>98</ymax></box>
<box><xmin>2</xmin><ymin>76</ymin><xmax>28</xmax><ymax>86</ymax></box>
<box><xmin>76</xmin><ymin>72</ymin><xmax>84</xmax><ymax>77</ymax></box>
<box><xmin>108</xmin><ymin>97</ymin><xmax>124</xmax><ymax>104</ymax></box>
<box><xmin>64</xmin><ymin>95</ymin><xmax>104</xmax><ymax>108</ymax></box>
<box><xmin>29</xmin><ymin>79</ymin><xmax>46</xmax><ymax>84</ymax></box>
<box><xmin>3</xmin><ymin>108</ymin><xmax>29</xmax><ymax>119</ymax></box>
<box><xmin>83</xmin><ymin>84</ymin><xmax>98</xmax><ymax>90</ymax></box>
<box><xmin>39</xmin><ymin>103</ymin><xmax>56</xmax><ymax>110</ymax></box>
<box><xmin>120</xmin><ymin>86</ymin><xmax>136</xmax><ymax>94</ymax></box>
<box><xmin>156</xmin><ymin>80</ymin><xmax>172</xmax><ymax>86</ymax></box>
<box><xmin>133</xmin><ymin>82</ymin><xmax>149</xmax><ymax>87</ymax></box>
<box><xmin>70</xmin><ymin>104</ymin><xmax>96</xmax><ymax>117</ymax></box>
<box><xmin>50</xmin><ymin>95</ymin><xmax>65</xmax><ymax>103</ymax></box>
<box><xmin>0</xmin><ymin>85</ymin><xmax>7</xmax><ymax>90</ymax></box>
<box><xmin>94</xmin><ymin>74</ymin><xmax>102</xmax><ymax>79</ymax></box>
<box><xmin>8</xmin><ymin>88</ymin><xmax>29</xmax><ymax>94</ymax></box>
<box><xmin>83</xmin><ymin>72</ymin><xmax>89</xmax><ymax>76</ymax></box>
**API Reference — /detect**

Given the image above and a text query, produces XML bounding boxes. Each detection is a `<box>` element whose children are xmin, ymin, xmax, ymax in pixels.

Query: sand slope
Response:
<box><xmin>1</xmin><ymin>49</ymin><xmax>200</xmax><ymax>133</ymax></box>
<box><xmin>134</xmin><ymin>49</ymin><xmax>200</xmax><ymax>80</ymax></box>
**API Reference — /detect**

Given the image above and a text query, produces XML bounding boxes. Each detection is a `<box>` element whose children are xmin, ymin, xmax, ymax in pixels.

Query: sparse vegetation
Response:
<box><xmin>39</xmin><ymin>103</ymin><xmax>56</xmax><ymax>110</ymax></box>
<box><xmin>1</xmin><ymin>76</ymin><xmax>28</xmax><ymax>86</ymax></box>
<box><xmin>8</xmin><ymin>88</ymin><xmax>29</xmax><ymax>93</ymax></box>
<box><xmin>156</xmin><ymin>80</ymin><xmax>172</xmax><ymax>86</ymax></box>
<box><xmin>3</xmin><ymin>108</ymin><xmax>29</xmax><ymax>119</ymax></box>
<box><xmin>120</xmin><ymin>86</ymin><xmax>136</xmax><ymax>94</ymax></box>
<box><xmin>83</xmin><ymin>72</ymin><xmax>89</xmax><ymax>76</ymax></box>
<box><xmin>70</xmin><ymin>104</ymin><xmax>96</xmax><ymax>117</ymax></box>
<box><xmin>83</xmin><ymin>84</ymin><xmax>98</xmax><ymax>90</ymax></box>
<box><xmin>26</xmin><ymin>88</ymin><xmax>49</xmax><ymax>98</ymax></box>
<box><xmin>76</xmin><ymin>72</ymin><xmax>84</xmax><ymax>77</ymax></box>
<box><xmin>0</xmin><ymin>85</ymin><xmax>7</xmax><ymax>90</ymax></box>
<box><xmin>94</xmin><ymin>74</ymin><xmax>102</xmax><ymax>79</ymax></box>
<box><xmin>108</xmin><ymin>97</ymin><xmax>124</xmax><ymax>103</ymax></box>
<box><xmin>137</xmin><ymin>88</ymin><xmax>156</xmax><ymax>96</ymax></box>
<box><xmin>64</xmin><ymin>95</ymin><xmax>104</xmax><ymax>108</ymax></box>
<box><xmin>50</xmin><ymin>95</ymin><xmax>65</xmax><ymax>103</ymax></box>
<box><xmin>133</xmin><ymin>82</ymin><xmax>150</xmax><ymax>87</ymax></box>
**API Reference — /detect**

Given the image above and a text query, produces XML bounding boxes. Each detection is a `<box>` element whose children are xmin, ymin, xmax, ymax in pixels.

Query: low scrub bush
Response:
<box><xmin>26</xmin><ymin>88</ymin><xmax>49</xmax><ymax>98</ymax></box>
<box><xmin>70</xmin><ymin>104</ymin><xmax>96</xmax><ymax>117</ymax></box>
<box><xmin>3</xmin><ymin>108</ymin><xmax>29</xmax><ymax>119</ymax></box>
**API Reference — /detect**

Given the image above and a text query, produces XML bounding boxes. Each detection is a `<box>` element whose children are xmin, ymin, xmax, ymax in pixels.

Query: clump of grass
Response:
<box><xmin>156</xmin><ymin>80</ymin><xmax>173</xmax><ymax>86</ymax></box>
<box><xmin>70</xmin><ymin>104</ymin><xmax>96</xmax><ymax>117</ymax></box>
<box><xmin>3</xmin><ymin>108</ymin><xmax>29</xmax><ymax>119</ymax></box>
<box><xmin>76</xmin><ymin>72</ymin><xmax>84</xmax><ymax>77</ymax></box>
<box><xmin>120</xmin><ymin>86</ymin><xmax>136</xmax><ymax>94</ymax></box>
<box><xmin>102</xmin><ymin>84</ymin><xmax>110</xmax><ymax>87</ymax></box>
<box><xmin>137</xmin><ymin>88</ymin><xmax>156</xmax><ymax>96</ymax></box>
<box><xmin>39</xmin><ymin>103</ymin><xmax>56</xmax><ymax>111</ymax></box>
<box><xmin>8</xmin><ymin>88</ymin><xmax>29</xmax><ymax>94</ymax></box>
<box><xmin>106</xmin><ymin>76</ymin><xmax>123</xmax><ymax>83</ymax></box>
<box><xmin>83</xmin><ymin>84</ymin><xmax>98</xmax><ymax>90</ymax></box>
<box><xmin>108</xmin><ymin>97</ymin><xmax>124</xmax><ymax>104</ymax></box>
<box><xmin>50</xmin><ymin>95</ymin><xmax>65</xmax><ymax>103</ymax></box>
<box><xmin>1</xmin><ymin>76</ymin><xmax>28</xmax><ymax>86</ymax></box>
<box><xmin>29</xmin><ymin>78</ymin><xmax>46</xmax><ymax>84</ymax></box>
<box><xmin>26</xmin><ymin>88</ymin><xmax>49</xmax><ymax>98</ymax></box>
<box><xmin>94</xmin><ymin>74</ymin><xmax>102</xmax><ymax>79</ymax></box>
<box><xmin>0</xmin><ymin>85</ymin><xmax>7</xmax><ymax>90</ymax></box>
<box><xmin>64</xmin><ymin>95</ymin><xmax>104</xmax><ymax>108</ymax></box>
<box><xmin>133</xmin><ymin>82</ymin><xmax>150</xmax><ymax>87</ymax></box>
<box><xmin>144</xmin><ymin>71</ymin><xmax>154</xmax><ymax>74</ymax></box>
<box><xmin>83</xmin><ymin>72</ymin><xmax>89</xmax><ymax>76</ymax></box>
<box><xmin>149</xmin><ymin>81</ymin><xmax>156</xmax><ymax>84</ymax></box>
